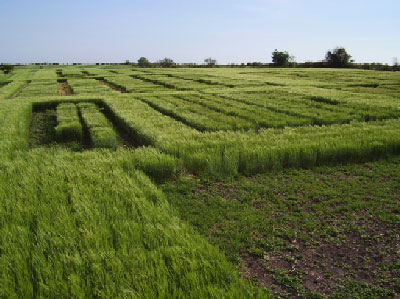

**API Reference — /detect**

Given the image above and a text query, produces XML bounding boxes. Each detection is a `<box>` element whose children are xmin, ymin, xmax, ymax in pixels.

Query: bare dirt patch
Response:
<box><xmin>241</xmin><ymin>255</ymin><xmax>290</xmax><ymax>296</ymax></box>
<box><xmin>241</xmin><ymin>220</ymin><xmax>400</xmax><ymax>297</ymax></box>
<box><xmin>58</xmin><ymin>81</ymin><xmax>73</xmax><ymax>96</ymax></box>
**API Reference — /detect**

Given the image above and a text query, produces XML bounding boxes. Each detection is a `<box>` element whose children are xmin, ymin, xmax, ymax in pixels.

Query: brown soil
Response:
<box><xmin>241</xmin><ymin>255</ymin><xmax>291</xmax><ymax>296</ymax></box>
<box><xmin>58</xmin><ymin>81</ymin><xmax>73</xmax><ymax>96</ymax></box>
<box><xmin>240</xmin><ymin>220</ymin><xmax>400</xmax><ymax>297</ymax></box>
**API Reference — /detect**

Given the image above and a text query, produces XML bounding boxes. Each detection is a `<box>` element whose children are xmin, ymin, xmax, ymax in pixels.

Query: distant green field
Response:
<box><xmin>0</xmin><ymin>66</ymin><xmax>399</xmax><ymax>297</ymax></box>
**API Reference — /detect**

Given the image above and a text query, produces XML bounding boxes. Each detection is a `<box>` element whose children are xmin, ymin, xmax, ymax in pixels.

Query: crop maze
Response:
<box><xmin>1</xmin><ymin>66</ymin><xmax>400</xmax><ymax>297</ymax></box>
<box><xmin>1</xmin><ymin>66</ymin><xmax>400</xmax><ymax>178</ymax></box>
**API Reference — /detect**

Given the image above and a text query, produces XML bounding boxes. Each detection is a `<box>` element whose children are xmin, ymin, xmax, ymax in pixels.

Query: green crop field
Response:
<box><xmin>0</xmin><ymin>66</ymin><xmax>399</xmax><ymax>298</ymax></box>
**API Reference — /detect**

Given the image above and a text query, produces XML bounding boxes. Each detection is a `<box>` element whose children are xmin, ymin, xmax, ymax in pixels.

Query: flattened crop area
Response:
<box><xmin>1</xmin><ymin>66</ymin><xmax>400</xmax><ymax>297</ymax></box>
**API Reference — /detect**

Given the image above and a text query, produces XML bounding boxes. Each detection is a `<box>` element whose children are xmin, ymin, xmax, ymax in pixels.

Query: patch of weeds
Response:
<box><xmin>272</xmin><ymin>269</ymin><xmax>323</xmax><ymax>298</ymax></box>
<box><xmin>248</xmin><ymin>247</ymin><xmax>264</xmax><ymax>258</ymax></box>
<box><xmin>162</xmin><ymin>157</ymin><xmax>400</xmax><ymax>297</ymax></box>
<box><xmin>330</xmin><ymin>280</ymin><xmax>395</xmax><ymax>298</ymax></box>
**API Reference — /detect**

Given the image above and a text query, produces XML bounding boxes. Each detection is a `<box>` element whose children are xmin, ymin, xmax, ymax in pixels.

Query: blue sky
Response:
<box><xmin>1</xmin><ymin>0</ymin><xmax>399</xmax><ymax>64</ymax></box>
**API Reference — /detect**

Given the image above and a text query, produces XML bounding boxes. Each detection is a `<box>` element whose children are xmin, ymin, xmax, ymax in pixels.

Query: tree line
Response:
<box><xmin>136</xmin><ymin>57</ymin><xmax>216</xmax><ymax>68</ymax></box>
<box><xmin>1</xmin><ymin>47</ymin><xmax>398</xmax><ymax>71</ymax></box>
<box><xmin>130</xmin><ymin>47</ymin><xmax>354</xmax><ymax>68</ymax></box>
<box><xmin>133</xmin><ymin>47</ymin><xmax>397</xmax><ymax>71</ymax></box>
<box><xmin>271</xmin><ymin>47</ymin><xmax>352</xmax><ymax>68</ymax></box>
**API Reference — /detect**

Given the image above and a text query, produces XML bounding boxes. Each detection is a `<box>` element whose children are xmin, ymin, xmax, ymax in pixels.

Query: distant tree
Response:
<box><xmin>325</xmin><ymin>47</ymin><xmax>352</xmax><ymax>68</ymax></box>
<box><xmin>159</xmin><ymin>58</ymin><xmax>175</xmax><ymax>68</ymax></box>
<box><xmin>247</xmin><ymin>62</ymin><xmax>263</xmax><ymax>67</ymax></box>
<box><xmin>272</xmin><ymin>49</ymin><xmax>294</xmax><ymax>66</ymax></box>
<box><xmin>393</xmin><ymin>57</ymin><xmax>398</xmax><ymax>71</ymax></box>
<box><xmin>138</xmin><ymin>57</ymin><xmax>151</xmax><ymax>68</ymax></box>
<box><xmin>0</xmin><ymin>65</ymin><xmax>14</xmax><ymax>74</ymax></box>
<box><xmin>204</xmin><ymin>57</ymin><xmax>217</xmax><ymax>67</ymax></box>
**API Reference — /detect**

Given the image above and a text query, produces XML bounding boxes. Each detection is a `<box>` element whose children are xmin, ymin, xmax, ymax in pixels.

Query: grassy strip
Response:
<box><xmin>0</xmin><ymin>69</ymin><xmax>35</xmax><ymax>99</ymax></box>
<box><xmin>178</xmin><ymin>93</ymin><xmax>311</xmax><ymax>128</ymax></box>
<box><xmin>139</xmin><ymin>94</ymin><xmax>254</xmax><ymax>131</ymax></box>
<box><xmin>77</xmin><ymin>102</ymin><xmax>119</xmax><ymax>149</ymax></box>
<box><xmin>0</xmin><ymin>101</ymin><xmax>31</xmax><ymax>155</ymax></box>
<box><xmin>68</xmin><ymin>78</ymin><xmax>114</xmax><ymax>95</ymax></box>
<box><xmin>18</xmin><ymin>80</ymin><xmax>58</xmax><ymax>97</ymax></box>
<box><xmin>0</xmin><ymin>80</ymin><xmax>31</xmax><ymax>99</ymax></box>
<box><xmin>135</xmin><ymin>73</ymin><xmax>219</xmax><ymax>90</ymax></box>
<box><xmin>104</xmin><ymin>95</ymin><xmax>196</xmax><ymax>146</ymax></box>
<box><xmin>55</xmin><ymin>103</ymin><xmax>82</xmax><ymax>143</ymax></box>
<box><xmin>30</xmin><ymin>69</ymin><xmax>58</xmax><ymax>80</ymax></box>
<box><xmin>218</xmin><ymin>90</ymin><xmax>399</xmax><ymax>125</ymax></box>
<box><xmin>118</xmin><ymin>147</ymin><xmax>182</xmax><ymax>183</ymax></box>
<box><xmin>97</xmin><ymin>77</ymin><xmax>128</xmax><ymax>93</ymax></box>
<box><xmin>173</xmin><ymin>120</ymin><xmax>400</xmax><ymax>176</ymax></box>
<box><xmin>104</xmin><ymin>75</ymin><xmax>170</xmax><ymax>92</ymax></box>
